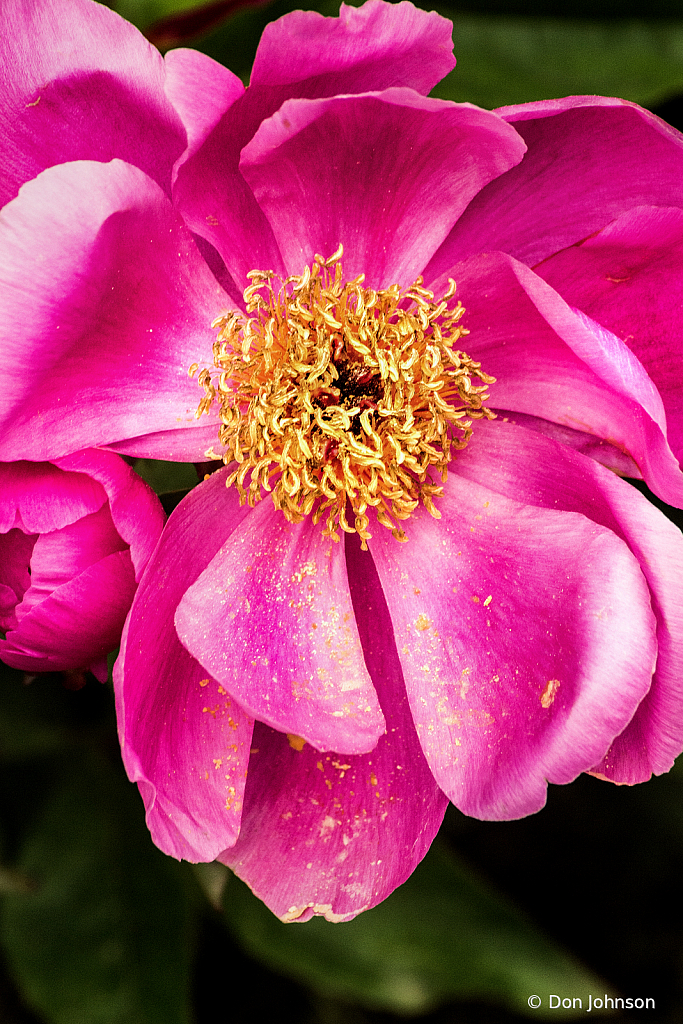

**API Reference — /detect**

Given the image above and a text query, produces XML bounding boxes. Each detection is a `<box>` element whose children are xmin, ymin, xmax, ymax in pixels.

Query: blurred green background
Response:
<box><xmin>2</xmin><ymin>1</ymin><xmax>683</xmax><ymax>1021</ymax></box>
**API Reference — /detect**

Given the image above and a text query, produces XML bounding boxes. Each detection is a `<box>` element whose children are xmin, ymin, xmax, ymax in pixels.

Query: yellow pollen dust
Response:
<box><xmin>191</xmin><ymin>246</ymin><xmax>494</xmax><ymax>549</ymax></box>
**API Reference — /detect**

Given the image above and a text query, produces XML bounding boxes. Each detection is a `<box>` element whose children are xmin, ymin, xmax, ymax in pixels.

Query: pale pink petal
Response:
<box><xmin>425</xmin><ymin>97</ymin><xmax>683</xmax><ymax>280</ymax></box>
<box><xmin>175</xmin><ymin>500</ymin><xmax>385</xmax><ymax>754</ymax></box>
<box><xmin>173</xmin><ymin>0</ymin><xmax>455</xmax><ymax>287</ymax></box>
<box><xmin>115</xmin><ymin>469</ymin><xmax>254</xmax><ymax>862</ymax></box>
<box><xmin>220</xmin><ymin>531</ymin><xmax>448</xmax><ymax>920</ymax></box>
<box><xmin>0</xmin><ymin>550</ymin><xmax>136</xmax><ymax>676</ymax></box>
<box><xmin>0</xmin><ymin>0</ymin><xmax>185</xmax><ymax>206</ymax></box>
<box><xmin>536</xmin><ymin>204</ymin><xmax>683</xmax><ymax>464</ymax></box>
<box><xmin>430</xmin><ymin>252</ymin><xmax>683</xmax><ymax>506</ymax></box>
<box><xmin>453</xmin><ymin>418</ymin><xmax>683</xmax><ymax>784</ymax></box>
<box><xmin>368</xmin><ymin>468</ymin><xmax>656</xmax><ymax>819</ymax></box>
<box><xmin>239</xmin><ymin>90</ymin><xmax>525</xmax><ymax>285</ymax></box>
<box><xmin>0</xmin><ymin>159</ymin><xmax>226</xmax><ymax>461</ymax></box>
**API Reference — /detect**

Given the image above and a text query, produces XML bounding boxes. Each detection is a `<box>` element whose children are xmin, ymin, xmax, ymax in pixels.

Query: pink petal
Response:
<box><xmin>0</xmin><ymin>159</ymin><xmax>226</xmax><ymax>461</ymax></box>
<box><xmin>17</xmin><ymin>504</ymin><xmax>126</xmax><ymax>623</ymax></box>
<box><xmin>163</xmin><ymin>48</ymin><xmax>244</xmax><ymax>177</ymax></box>
<box><xmin>175</xmin><ymin>499</ymin><xmax>385</xmax><ymax>755</ymax></box>
<box><xmin>0</xmin><ymin>549</ymin><xmax>136</xmax><ymax>676</ymax></box>
<box><xmin>251</xmin><ymin>1</ymin><xmax>455</xmax><ymax>95</ymax></box>
<box><xmin>535</xmin><ymin>204</ymin><xmax>683</xmax><ymax>465</ymax></box>
<box><xmin>492</xmin><ymin>410</ymin><xmax>641</xmax><ymax>477</ymax></box>
<box><xmin>54</xmin><ymin>450</ymin><xmax>166</xmax><ymax>580</ymax></box>
<box><xmin>368</xmin><ymin>465</ymin><xmax>657</xmax><ymax>820</ymax></box>
<box><xmin>104</xmin><ymin>423</ymin><xmax>225</xmax><ymax>462</ymax></box>
<box><xmin>0</xmin><ymin>530</ymin><xmax>36</xmax><ymax>631</ymax></box>
<box><xmin>239</xmin><ymin>90</ymin><xmax>525</xmax><ymax>285</ymax></box>
<box><xmin>431</xmin><ymin>252</ymin><xmax>683</xmax><ymax>506</ymax></box>
<box><xmin>425</xmin><ymin>97</ymin><xmax>683</xmax><ymax>280</ymax></box>
<box><xmin>173</xmin><ymin>0</ymin><xmax>456</xmax><ymax>287</ymax></box>
<box><xmin>220</xmin><ymin>530</ymin><xmax>448</xmax><ymax>921</ymax></box>
<box><xmin>115</xmin><ymin>469</ymin><xmax>254</xmax><ymax>862</ymax></box>
<box><xmin>454</xmin><ymin>418</ymin><xmax>683</xmax><ymax>784</ymax></box>
<box><xmin>0</xmin><ymin>461</ymin><xmax>105</xmax><ymax>533</ymax></box>
<box><xmin>0</xmin><ymin>0</ymin><xmax>185</xmax><ymax>206</ymax></box>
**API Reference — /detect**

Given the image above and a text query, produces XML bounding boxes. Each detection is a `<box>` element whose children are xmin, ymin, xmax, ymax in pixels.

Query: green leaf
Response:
<box><xmin>130</xmin><ymin>459</ymin><xmax>199</xmax><ymax>496</ymax></box>
<box><xmin>431</xmin><ymin>11</ymin><xmax>683</xmax><ymax>108</ymax></box>
<box><xmin>0</xmin><ymin>750</ymin><xmax>194</xmax><ymax>1024</ymax></box>
<box><xmin>222</xmin><ymin>840</ymin><xmax>611</xmax><ymax>1018</ymax></box>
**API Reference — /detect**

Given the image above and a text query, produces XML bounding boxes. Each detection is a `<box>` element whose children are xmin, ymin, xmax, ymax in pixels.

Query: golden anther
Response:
<box><xmin>192</xmin><ymin>247</ymin><xmax>494</xmax><ymax>549</ymax></box>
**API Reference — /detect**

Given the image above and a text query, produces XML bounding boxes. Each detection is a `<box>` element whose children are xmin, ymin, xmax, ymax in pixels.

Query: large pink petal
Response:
<box><xmin>220</xmin><ymin>530</ymin><xmax>447</xmax><ymax>921</ymax></box>
<box><xmin>0</xmin><ymin>0</ymin><xmax>185</xmax><ymax>206</ymax></box>
<box><xmin>430</xmin><ymin>252</ymin><xmax>683</xmax><ymax>507</ymax></box>
<box><xmin>54</xmin><ymin>450</ymin><xmax>166</xmax><ymax>580</ymax></box>
<box><xmin>0</xmin><ymin>461</ymin><xmax>105</xmax><ymax>533</ymax></box>
<box><xmin>239</xmin><ymin>90</ymin><xmax>525</xmax><ymax>285</ymax></box>
<box><xmin>425</xmin><ymin>97</ymin><xmax>683</xmax><ymax>279</ymax></box>
<box><xmin>172</xmin><ymin>0</ymin><xmax>455</xmax><ymax>287</ymax></box>
<box><xmin>368</xmin><ymin>469</ymin><xmax>657</xmax><ymax>820</ymax></box>
<box><xmin>0</xmin><ymin>549</ymin><xmax>135</xmax><ymax>676</ymax></box>
<box><xmin>535</xmin><ymin>205</ymin><xmax>683</xmax><ymax>464</ymax></box>
<box><xmin>0</xmin><ymin>159</ymin><xmax>225</xmax><ymax>461</ymax></box>
<box><xmin>175</xmin><ymin>500</ymin><xmax>385</xmax><ymax>754</ymax></box>
<box><xmin>115</xmin><ymin>468</ymin><xmax>254</xmax><ymax>862</ymax></box>
<box><xmin>453</xmin><ymin>418</ymin><xmax>683</xmax><ymax>785</ymax></box>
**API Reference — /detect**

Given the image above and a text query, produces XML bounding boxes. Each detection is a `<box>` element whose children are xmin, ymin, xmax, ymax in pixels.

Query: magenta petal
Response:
<box><xmin>425</xmin><ymin>97</ymin><xmax>683</xmax><ymax>279</ymax></box>
<box><xmin>0</xmin><ymin>530</ymin><xmax>36</xmax><ymax>631</ymax></box>
<box><xmin>175</xmin><ymin>500</ymin><xmax>385</xmax><ymax>754</ymax></box>
<box><xmin>16</xmin><ymin>505</ymin><xmax>126</xmax><ymax>622</ymax></box>
<box><xmin>250</xmin><ymin>1</ymin><xmax>455</xmax><ymax>95</ymax></box>
<box><xmin>53</xmin><ymin>450</ymin><xmax>166</xmax><ymax>580</ymax></box>
<box><xmin>220</xmin><ymin>531</ymin><xmax>448</xmax><ymax>921</ymax></box>
<box><xmin>0</xmin><ymin>461</ymin><xmax>105</xmax><ymax>533</ymax></box>
<box><xmin>434</xmin><ymin>252</ymin><xmax>683</xmax><ymax>507</ymax></box>
<box><xmin>368</xmin><ymin>470</ymin><xmax>657</xmax><ymax>820</ymax></box>
<box><xmin>0</xmin><ymin>159</ymin><xmax>225</xmax><ymax>461</ymax></box>
<box><xmin>240</xmin><ymin>89</ymin><xmax>525</xmax><ymax>285</ymax></box>
<box><xmin>163</xmin><ymin>48</ymin><xmax>244</xmax><ymax>176</ymax></box>
<box><xmin>0</xmin><ymin>549</ymin><xmax>135</xmax><ymax>676</ymax></box>
<box><xmin>0</xmin><ymin>0</ymin><xmax>185</xmax><ymax>206</ymax></box>
<box><xmin>115</xmin><ymin>469</ymin><xmax>254</xmax><ymax>862</ymax></box>
<box><xmin>536</xmin><ymin>204</ymin><xmax>683</xmax><ymax>465</ymax></box>
<box><xmin>172</xmin><ymin>0</ymin><xmax>456</xmax><ymax>286</ymax></box>
<box><xmin>0</xmin><ymin>451</ymin><xmax>164</xmax><ymax>676</ymax></box>
<box><xmin>454</xmin><ymin>418</ymin><xmax>683</xmax><ymax>784</ymax></box>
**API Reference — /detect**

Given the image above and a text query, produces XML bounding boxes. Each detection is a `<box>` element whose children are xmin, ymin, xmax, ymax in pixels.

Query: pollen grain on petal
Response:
<box><xmin>193</xmin><ymin>248</ymin><xmax>494</xmax><ymax>547</ymax></box>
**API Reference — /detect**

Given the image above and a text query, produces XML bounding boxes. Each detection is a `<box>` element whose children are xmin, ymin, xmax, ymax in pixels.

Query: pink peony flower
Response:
<box><xmin>0</xmin><ymin>450</ymin><xmax>165</xmax><ymax>681</ymax></box>
<box><xmin>2</xmin><ymin>0</ymin><xmax>683</xmax><ymax>919</ymax></box>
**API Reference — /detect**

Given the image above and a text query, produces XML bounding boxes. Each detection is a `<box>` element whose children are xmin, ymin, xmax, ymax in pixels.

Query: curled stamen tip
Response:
<box><xmin>326</xmin><ymin>243</ymin><xmax>344</xmax><ymax>266</ymax></box>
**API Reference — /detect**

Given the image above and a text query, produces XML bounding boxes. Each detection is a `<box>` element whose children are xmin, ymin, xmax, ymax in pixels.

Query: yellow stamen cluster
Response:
<box><xmin>191</xmin><ymin>246</ymin><xmax>494</xmax><ymax>549</ymax></box>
